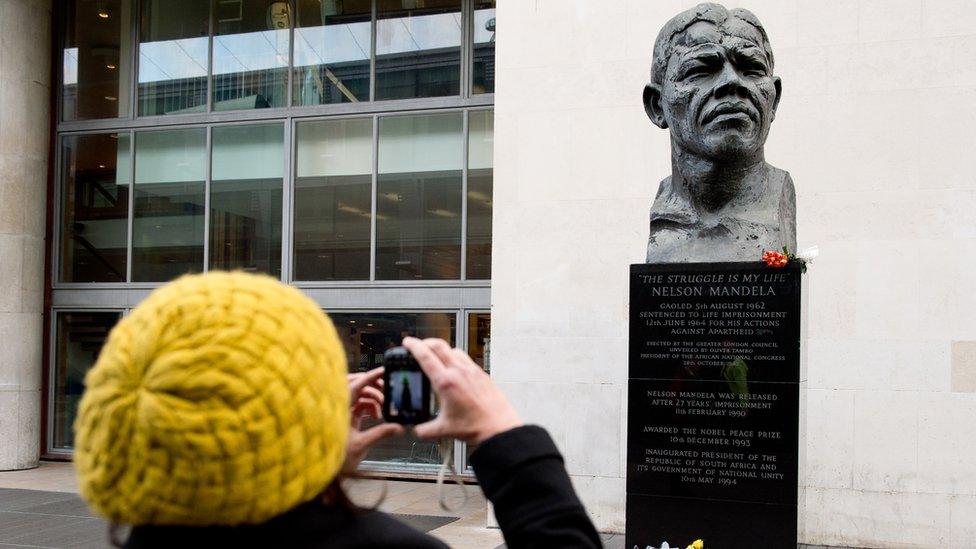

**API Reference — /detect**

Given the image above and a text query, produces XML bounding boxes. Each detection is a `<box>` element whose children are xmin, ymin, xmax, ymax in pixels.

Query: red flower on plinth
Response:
<box><xmin>762</xmin><ymin>250</ymin><xmax>788</xmax><ymax>268</ymax></box>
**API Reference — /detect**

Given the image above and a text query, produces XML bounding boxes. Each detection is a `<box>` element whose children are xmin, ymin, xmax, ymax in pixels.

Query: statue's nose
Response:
<box><xmin>712</xmin><ymin>63</ymin><xmax>750</xmax><ymax>99</ymax></box>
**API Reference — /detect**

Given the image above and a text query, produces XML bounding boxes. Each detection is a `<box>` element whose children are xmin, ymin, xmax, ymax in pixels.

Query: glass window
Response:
<box><xmin>52</xmin><ymin>311</ymin><xmax>121</xmax><ymax>450</ymax></box>
<box><xmin>60</xmin><ymin>133</ymin><xmax>130</xmax><ymax>283</ymax></box>
<box><xmin>463</xmin><ymin>311</ymin><xmax>490</xmax><ymax>466</ymax></box>
<box><xmin>466</xmin><ymin>110</ymin><xmax>492</xmax><ymax>279</ymax></box>
<box><xmin>138</xmin><ymin>0</ymin><xmax>210</xmax><ymax>116</ymax></box>
<box><xmin>210</xmin><ymin>124</ymin><xmax>283</xmax><ymax>276</ymax></box>
<box><xmin>472</xmin><ymin>0</ymin><xmax>495</xmax><ymax>94</ymax></box>
<box><xmin>330</xmin><ymin>311</ymin><xmax>456</xmax><ymax>467</ymax></box>
<box><xmin>294</xmin><ymin>0</ymin><xmax>371</xmax><ymax>105</ymax></box>
<box><xmin>376</xmin><ymin>113</ymin><xmax>462</xmax><ymax>280</ymax></box>
<box><xmin>132</xmin><ymin>128</ymin><xmax>206</xmax><ymax>281</ymax></box>
<box><xmin>212</xmin><ymin>0</ymin><xmax>290</xmax><ymax>111</ymax></box>
<box><xmin>375</xmin><ymin>0</ymin><xmax>461</xmax><ymax>101</ymax></box>
<box><xmin>62</xmin><ymin>0</ymin><xmax>133</xmax><ymax>120</ymax></box>
<box><xmin>294</xmin><ymin>118</ymin><xmax>373</xmax><ymax>281</ymax></box>
<box><xmin>467</xmin><ymin>312</ymin><xmax>490</xmax><ymax>373</ymax></box>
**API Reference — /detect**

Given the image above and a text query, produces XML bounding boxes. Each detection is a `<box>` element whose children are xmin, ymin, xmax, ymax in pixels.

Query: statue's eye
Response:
<box><xmin>682</xmin><ymin>65</ymin><xmax>712</xmax><ymax>80</ymax></box>
<box><xmin>740</xmin><ymin>60</ymin><xmax>768</xmax><ymax>77</ymax></box>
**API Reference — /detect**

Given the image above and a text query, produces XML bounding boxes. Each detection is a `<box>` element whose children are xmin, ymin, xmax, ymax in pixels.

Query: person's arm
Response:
<box><xmin>470</xmin><ymin>425</ymin><xmax>602</xmax><ymax>549</ymax></box>
<box><xmin>402</xmin><ymin>337</ymin><xmax>601</xmax><ymax>549</ymax></box>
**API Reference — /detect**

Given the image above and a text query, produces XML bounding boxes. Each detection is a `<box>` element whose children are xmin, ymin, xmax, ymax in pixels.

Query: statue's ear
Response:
<box><xmin>771</xmin><ymin>76</ymin><xmax>783</xmax><ymax>119</ymax></box>
<box><xmin>643</xmin><ymin>83</ymin><xmax>668</xmax><ymax>129</ymax></box>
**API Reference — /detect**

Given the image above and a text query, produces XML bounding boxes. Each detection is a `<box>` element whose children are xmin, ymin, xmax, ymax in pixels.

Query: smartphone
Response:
<box><xmin>382</xmin><ymin>346</ymin><xmax>432</xmax><ymax>424</ymax></box>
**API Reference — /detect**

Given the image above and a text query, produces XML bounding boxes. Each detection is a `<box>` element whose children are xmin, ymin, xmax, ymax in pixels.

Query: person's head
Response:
<box><xmin>643</xmin><ymin>3</ymin><xmax>781</xmax><ymax>162</ymax></box>
<box><xmin>73</xmin><ymin>272</ymin><xmax>350</xmax><ymax>527</ymax></box>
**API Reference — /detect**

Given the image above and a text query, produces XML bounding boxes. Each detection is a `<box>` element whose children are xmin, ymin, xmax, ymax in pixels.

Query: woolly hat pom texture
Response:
<box><xmin>73</xmin><ymin>272</ymin><xmax>350</xmax><ymax>526</ymax></box>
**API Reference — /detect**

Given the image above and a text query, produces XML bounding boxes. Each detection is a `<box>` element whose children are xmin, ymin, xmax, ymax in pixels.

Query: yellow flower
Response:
<box><xmin>685</xmin><ymin>540</ymin><xmax>704</xmax><ymax>549</ymax></box>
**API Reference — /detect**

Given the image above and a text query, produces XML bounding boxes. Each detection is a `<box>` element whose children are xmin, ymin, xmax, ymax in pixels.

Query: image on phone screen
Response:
<box><xmin>388</xmin><ymin>371</ymin><xmax>424</xmax><ymax>420</ymax></box>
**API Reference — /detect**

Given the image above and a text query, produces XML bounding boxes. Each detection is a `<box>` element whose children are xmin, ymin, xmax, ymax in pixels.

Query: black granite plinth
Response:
<box><xmin>627</xmin><ymin>262</ymin><xmax>801</xmax><ymax>549</ymax></box>
<box><xmin>626</xmin><ymin>494</ymin><xmax>798</xmax><ymax>549</ymax></box>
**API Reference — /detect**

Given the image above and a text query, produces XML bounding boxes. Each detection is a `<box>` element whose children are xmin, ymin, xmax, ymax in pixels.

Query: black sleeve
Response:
<box><xmin>470</xmin><ymin>425</ymin><xmax>602</xmax><ymax>549</ymax></box>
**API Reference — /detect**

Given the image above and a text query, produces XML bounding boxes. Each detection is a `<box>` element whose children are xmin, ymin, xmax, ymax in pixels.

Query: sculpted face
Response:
<box><xmin>647</xmin><ymin>19</ymin><xmax>781</xmax><ymax>161</ymax></box>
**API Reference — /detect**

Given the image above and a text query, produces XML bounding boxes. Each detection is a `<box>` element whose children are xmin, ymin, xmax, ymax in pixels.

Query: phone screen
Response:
<box><xmin>382</xmin><ymin>346</ymin><xmax>432</xmax><ymax>424</ymax></box>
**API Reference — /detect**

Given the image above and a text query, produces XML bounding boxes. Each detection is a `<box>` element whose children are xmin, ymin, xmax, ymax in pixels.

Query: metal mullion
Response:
<box><xmin>460</xmin><ymin>110</ymin><xmax>469</xmax><ymax>280</ymax></box>
<box><xmin>51</xmin><ymin>134</ymin><xmax>64</xmax><ymax>286</ymax></box>
<box><xmin>206</xmin><ymin>0</ymin><xmax>215</xmax><ymax>113</ymax></box>
<box><xmin>126</xmin><ymin>130</ymin><xmax>135</xmax><ymax>282</ymax></box>
<box><xmin>55</xmin><ymin>6</ymin><xmax>65</xmax><ymax>124</ymax></box>
<box><xmin>369</xmin><ymin>115</ymin><xmax>379</xmax><ymax>281</ymax></box>
<box><xmin>57</xmin><ymin>95</ymin><xmax>495</xmax><ymax>133</ymax></box>
<box><xmin>460</xmin><ymin>0</ymin><xmax>472</xmax><ymax>99</ymax></box>
<box><xmin>369</xmin><ymin>0</ymin><xmax>377</xmax><ymax>102</ymax></box>
<box><xmin>287</xmin><ymin>0</ymin><xmax>295</xmax><ymax>109</ymax></box>
<box><xmin>124</xmin><ymin>0</ymin><xmax>136</xmax><ymax>120</ymax></box>
<box><xmin>281</xmin><ymin>117</ymin><xmax>294</xmax><ymax>282</ymax></box>
<box><xmin>203</xmin><ymin>126</ymin><xmax>212</xmax><ymax>272</ymax></box>
<box><xmin>132</xmin><ymin>0</ymin><xmax>142</xmax><ymax>117</ymax></box>
<box><xmin>289</xmin><ymin>279</ymin><xmax>488</xmax><ymax>289</ymax></box>
<box><xmin>454</xmin><ymin>309</ymin><xmax>467</xmax><ymax>472</ymax></box>
<box><xmin>45</xmin><ymin>310</ymin><xmax>59</xmax><ymax>454</ymax></box>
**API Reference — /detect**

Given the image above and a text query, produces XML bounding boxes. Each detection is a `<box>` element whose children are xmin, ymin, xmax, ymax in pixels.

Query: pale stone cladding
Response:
<box><xmin>491</xmin><ymin>0</ymin><xmax>976</xmax><ymax>546</ymax></box>
<box><xmin>0</xmin><ymin>0</ymin><xmax>51</xmax><ymax>471</ymax></box>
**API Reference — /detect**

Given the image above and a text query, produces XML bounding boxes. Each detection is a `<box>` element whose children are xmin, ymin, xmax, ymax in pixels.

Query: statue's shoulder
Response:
<box><xmin>765</xmin><ymin>164</ymin><xmax>795</xmax><ymax>194</ymax></box>
<box><xmin>649</xmin><ymin>175</ymin><xmax>697</xmax><ymax>225</ymax></box>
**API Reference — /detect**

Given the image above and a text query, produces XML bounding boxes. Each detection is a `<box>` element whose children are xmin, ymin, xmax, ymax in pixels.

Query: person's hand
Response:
<box><xmin>342</xmin><ymin>368</ymin><xmax>404</xmax><ymax>473</ymax></box>
<box><xmin>402</xmin><ymin>337</ymin><xmax>522</xmax><ymax>445</ymax></box>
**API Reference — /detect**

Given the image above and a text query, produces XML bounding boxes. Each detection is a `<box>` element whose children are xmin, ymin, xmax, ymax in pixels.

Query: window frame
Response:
<box><xmin>53</xmin><ymin>106</ymin><xmax>493</xmax><ymax>289</ymax></box>
<box><xmin>46</xmin><ymin>1</ymin><xmax>494</xmax><ymax>476</ymax></box>
<box><xmin>46</xmin><ymin>307</ymin><xmax>127</xmax><ymax>456</ymax></box>
<box><xmin>57</xmin><ymin>0</ymin><xmax>492</xmax><ymax>129</ymax></box>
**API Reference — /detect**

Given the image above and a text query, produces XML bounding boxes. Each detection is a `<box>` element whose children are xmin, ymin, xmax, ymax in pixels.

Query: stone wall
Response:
<box><xmin>0</xmin><ymin>0</ymin><xmax>51</xmax><ymax>471</ymax></box>
<box><xmin>491</xmin><ymin>0</ymin><xmax>976</xmax><ymax>546</ymax></box>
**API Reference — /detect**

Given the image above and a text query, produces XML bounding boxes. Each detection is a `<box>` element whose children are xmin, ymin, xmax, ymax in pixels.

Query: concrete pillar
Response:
<box><xmin>0</xmin><ymin>0</ymin><xmax>52</xmax><ymax>471</ymax></box>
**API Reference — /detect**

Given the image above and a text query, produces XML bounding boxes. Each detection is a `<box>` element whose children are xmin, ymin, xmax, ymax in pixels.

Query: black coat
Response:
<box><xmin>125</xmin><ymin>426</ymin><xmax>602</xmax><ymax>548</ymax></box>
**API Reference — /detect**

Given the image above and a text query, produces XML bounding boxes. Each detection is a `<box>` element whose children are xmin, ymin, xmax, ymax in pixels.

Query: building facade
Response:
<box><xmin>490</xmin><ymin>1</ymin><xmax>976</xmax><ymax>547</ymax></box>
<box><xmin>3</xmin><ymin>1</ymin><xmax>976</xmax><ymax>548</ymax></box>
<box><xmin>2</xmin><ymin>0</ymin><xmax>495</xmax><ymax>476</ymax></box>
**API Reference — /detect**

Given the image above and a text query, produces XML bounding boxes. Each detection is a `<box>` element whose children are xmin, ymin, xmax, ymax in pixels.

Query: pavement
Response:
<box><xmin>0</xmin><ymin>462</ymin><xmax>629</xmax><ymax>548</ymax></box>
<box><xmin>0</xmin><ymin>461</ymin><xmax>504</xmax><ymax>548</ymax></box>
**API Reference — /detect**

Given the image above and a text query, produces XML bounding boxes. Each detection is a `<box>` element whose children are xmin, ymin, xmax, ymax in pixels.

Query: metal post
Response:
<box><xmin>370</xmin><ymin>0</ymin><xmax>377</xmax><ymax>102</ymax></box>
<box><xmin>370</xmin><ymin>114</ymin><xmax>379</xmax><ymax>281</ymax></box>
<box><xmin>281</xmin><ymin>118</ymin><xmax>293</xmax><ymax>282</ymax></box>
<box><xmin>203</xmin><ymin>125</ymin><xmax>212</xmax><ymax>272</ymax></box>
<box><xmin>460</xmin><ymin>110</ymin><xmax>469</xmax><ymax>280</ymax></box>
<box><xmin>126</xmin><ymin>131</ymin><xmax>135</xmax><ymax>281</ymax></box>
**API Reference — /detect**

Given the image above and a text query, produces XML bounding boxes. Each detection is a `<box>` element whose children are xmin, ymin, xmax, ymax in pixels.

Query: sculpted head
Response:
<box><xmin>644</xmin><ymin>3</ymin><xmax>781</xmax><ymax>163</ymax></box>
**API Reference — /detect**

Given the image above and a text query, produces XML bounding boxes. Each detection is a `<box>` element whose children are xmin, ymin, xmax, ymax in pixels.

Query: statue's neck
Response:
<box><xmin>671</xmin><ymin>145</ymin><xmax>766</xmax><ymax>213</ymax></box>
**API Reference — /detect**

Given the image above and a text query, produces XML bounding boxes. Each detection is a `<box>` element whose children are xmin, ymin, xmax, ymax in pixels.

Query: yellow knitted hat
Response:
<box><xmin>73</xmin><ymin>272</ymin><xmax>350</xmax><ymax>526</ymax></box>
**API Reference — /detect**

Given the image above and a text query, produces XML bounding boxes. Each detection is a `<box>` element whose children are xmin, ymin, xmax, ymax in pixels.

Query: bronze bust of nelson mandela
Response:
<box><xmin>644</xmin><ymin>3</ymin><xmax>796</xmax><ymax>263</ymax></box>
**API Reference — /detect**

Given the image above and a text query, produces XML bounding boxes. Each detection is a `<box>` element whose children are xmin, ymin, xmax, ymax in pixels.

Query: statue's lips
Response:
<box><xmin>701</xmin><ymin>103</ymin><xmax>757</xmax><ymax>125</ymax></box>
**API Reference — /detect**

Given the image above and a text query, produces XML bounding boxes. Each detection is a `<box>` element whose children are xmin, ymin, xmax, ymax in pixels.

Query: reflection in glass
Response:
<box><xmin>472</xmin><ymin>1</ymin><xmax>496</xmax><ymax>94</ymax></box>
<box><xmin>132</xmin><ymin>128</ymin><xmax>206</xmax><ymax>281</ymax></box>
<box><xmin>60</xmin><ymin>133</ymin><xmax>130</xmax><ymax>283</ymax></box>
<box><xmin>467</xmin><ymin>110</ymin><xmax>493</xmax><ymax>279</ymax></box>
<box><xmin>467</xmin><ymin>312</ymin><xmax>491</xmax><ymax>373</ymax></box>
<box><xmin>294</xmin><ymin>118</ymin><xmax>373</xmax><ymax>280</ymax></box>
<box><xmin>331</xmin><ymin>312</ymin><xmax>455</xmax><ymax>467</ymax></box>
<box><xmin>377</xmin><ymin>113</ymin><xmax>463</xmax><ymax>280</ymax></box>
<box><xmin>294</xmin><ymin>0</ymin><xmax>371</xmax><ymax>105</ymax></box>
<box><xmin>213</xmin><ymin>1</ymin><xmax>290</xmax><ymax>111</ymax></box>
<box><xmin>375</xmin><ymin>0</ymin><xmax>461</xmax><ymax>100</ymax></box>
<box><xmin>210</xmin><ymin>124</ymin><xmax>283</xmax><ymax>276</ymax></box>
<box><xmin>63</xmin><ymin>0</ymin><xmax>132</xmax><ymax>120</ymax></box>
<box><xmin>463</xmin><ymin>311</ymin><xmax>490</xmax><ymax>467</ymax></box>
<box><xmin>138</xmin><ymin>0</ymin><xmax>209</xmax><ymax>116</ymax></box>
<box><xmin>53</xmin><ymin>312</ymin><xmax>120</xmax><ymax>450</ymax></box>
